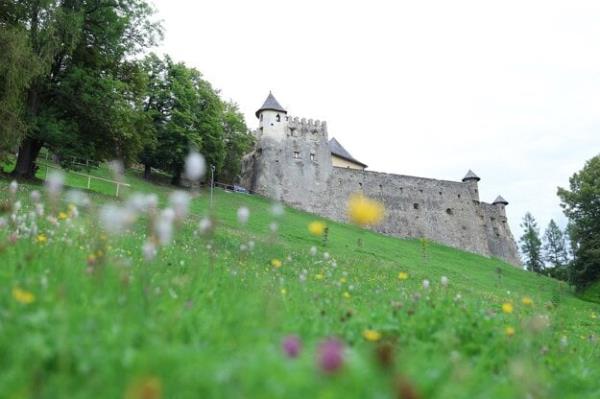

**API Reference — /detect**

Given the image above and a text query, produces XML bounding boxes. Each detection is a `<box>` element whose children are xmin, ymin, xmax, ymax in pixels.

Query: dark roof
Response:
<box><xmin>255</xmin><ymin>92</ymin><xmax>287</xmax><ymax>118</ymax></box>
<box><xmin>462</xmin><ymin>169</ymin><xmax>481</xmax><ymax>182</ymax></box>
<box><xmin>328</xmin><ymin>138</ymin><xmax>367</xmax><ymax>168</ymax></box>
<box><xmin>493</xmin><ymin>195</ymin><xmax>509</xmax><ymax>205</ymax></box>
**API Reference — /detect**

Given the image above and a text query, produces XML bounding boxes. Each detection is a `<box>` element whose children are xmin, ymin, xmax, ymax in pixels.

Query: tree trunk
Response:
<box><xmin>143</xmin><ymin>164</ymin><xmax>152</xmax><ymax>180</ymax></box>
<box><xmin>11</xmin><ymin>138</ymin><xmax>43</xmax><ymax>179</ymax></box>
<box><xmin>171</xmin><ymin>168</ymin><xmax>182</xmax><ymax>186</ymax></box>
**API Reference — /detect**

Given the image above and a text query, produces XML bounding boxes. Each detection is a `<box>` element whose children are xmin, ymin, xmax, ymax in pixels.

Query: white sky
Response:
<box><xmin>152</xmin><ymin>0</ymin><xmax>600</xmax><ymax>240</ymax></box>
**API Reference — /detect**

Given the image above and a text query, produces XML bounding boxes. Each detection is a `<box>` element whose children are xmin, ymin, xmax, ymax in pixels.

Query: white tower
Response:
<box><xmin>255</xmin><ymin>92</ymin><xmax>288</xmax><ymax>140</ymax></box>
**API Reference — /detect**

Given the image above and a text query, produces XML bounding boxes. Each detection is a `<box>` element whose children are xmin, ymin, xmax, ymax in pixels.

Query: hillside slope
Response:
<box><xmin>0</xmin><ymin>170</ymin><xmax>599</xmax><ymax>398</ymax></box>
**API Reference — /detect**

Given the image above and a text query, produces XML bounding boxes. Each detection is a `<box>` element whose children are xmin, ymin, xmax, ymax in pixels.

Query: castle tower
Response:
<box><xmin>256</xmin><ymin>92</ymin><xmax>288</xmax><ymax>140</ymax></box>
<box><xmin>462</xmin><ymin>169</ymin><xmax>481</xmax><ymax>201</ymax></box>
<box><xmin>492</xmin><ymin>195</ymin><xmax>509</xmax><ymax>215</ymax></box>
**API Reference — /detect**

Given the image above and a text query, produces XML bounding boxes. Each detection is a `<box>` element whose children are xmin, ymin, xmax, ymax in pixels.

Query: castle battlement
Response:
<box><xmin>287</xmin><ymin>116</ymin><xmax>328</xmax><ymax>136</ymax></box>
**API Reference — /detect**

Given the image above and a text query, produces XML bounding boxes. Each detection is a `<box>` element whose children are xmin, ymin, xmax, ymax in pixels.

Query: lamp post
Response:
<box><xmin>210</xmin><ymin>164</ymin><xmax>215</xmax><ymax>208</ymax></box>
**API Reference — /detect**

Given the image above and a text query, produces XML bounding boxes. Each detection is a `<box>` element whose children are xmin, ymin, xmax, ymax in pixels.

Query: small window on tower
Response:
<box><xmin>260</xmin><ymin>114</ymin><xmax>263</xmax><ymax>121</ymax></box>
<box><xmin>310</xmin><ymin>153</ymin><xmax>315</xmax><ymax>161</ymax></box>
<box><xmin>293</xmin><ymin>151</ymin><xmax>300</xmax><ymax>159</ymax></box>
<box><xmin>276</xmin><ymin>114</ymin><xmax>281</xmax><ymax>122</ymax></box>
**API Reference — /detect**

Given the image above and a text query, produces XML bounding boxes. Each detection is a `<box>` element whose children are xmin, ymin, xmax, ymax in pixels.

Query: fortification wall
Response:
<box><xmin>240</xmin><ymin>111</ymin><xmax>521</xmax><ymax>266</ymax></box>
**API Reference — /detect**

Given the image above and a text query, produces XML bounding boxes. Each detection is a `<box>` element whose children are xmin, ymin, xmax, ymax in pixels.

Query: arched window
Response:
<box><xmin>276</xmin><ymin>114</ymin><xmax>281</xmax><ymax>122</ymax></box>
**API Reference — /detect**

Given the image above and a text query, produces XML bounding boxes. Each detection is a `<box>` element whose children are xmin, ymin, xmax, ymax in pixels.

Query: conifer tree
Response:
<box><xmin>519</xmin><ymin>212</ymin><xmax>544</xmax><ymax>273</ymax></box>
<box><xmin>542</xmin><ymin>219</ymin><xmax>569</xmax><ymax>268</ymax></box>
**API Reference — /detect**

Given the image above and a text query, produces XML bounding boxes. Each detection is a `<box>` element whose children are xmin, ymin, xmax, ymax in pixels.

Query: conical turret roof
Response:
<box><xmin>493</xmin><ymin>195</ymin><xmax>508</xmax><ymax>205</ymax></box>
<box><xmin>462</xmin><ymin>169</ymin><xmax>480</xmax><ymax>182</ymax></box>
<box><xmin>255</xmin><ymin>92</ymin><xmax>287</xmax><ymax>118</ymax></box>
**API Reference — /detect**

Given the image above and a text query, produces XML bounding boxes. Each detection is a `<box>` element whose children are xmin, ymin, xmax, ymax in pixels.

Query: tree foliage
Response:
<box><xmin>519</xmin><ymin>212</ymin><xmax>544</xmax><ymax>273</ymax></box>
<box><xmin>557</xmin><ymin>154</ymin><xmax>600</xmax><ymax>290</ymax></box>
<box><xmin>542</xmin><ymin>219</ymin><xmax>569</xmax><ymax>268</ymax></box>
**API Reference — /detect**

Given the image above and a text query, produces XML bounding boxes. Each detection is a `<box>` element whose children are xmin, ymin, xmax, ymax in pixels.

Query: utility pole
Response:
<box><xmin>210</xmin><ymin>164</ymin><xmax>215</xmax><ymax>208</ymax></box>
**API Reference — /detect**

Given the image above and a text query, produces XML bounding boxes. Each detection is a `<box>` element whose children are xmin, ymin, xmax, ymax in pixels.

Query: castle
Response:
<box><xmin>241</xmin><ymin>93</ymin><xmax>521</xmax><ymax>266</ymax></box>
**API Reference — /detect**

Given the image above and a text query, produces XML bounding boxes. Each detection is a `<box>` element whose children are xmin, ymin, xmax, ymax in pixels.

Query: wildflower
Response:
<box><xmin>281</xmin><ymin>335</ymin><xmax>302</xmax><ymax>358</ymax></box>
<box><xmin>0</xmin><ymin>217</ymin><xmax>6</xmax><ymax>229</ymax></box>
<box><xmin>237</xmin><ymin>206</ymin><xmax>250</xmax><ymax>224</ymax></box>
<box><xmin>505</xmin><ymin>326</ymin><xmax>515</xmax><ymax>337</ymax></box>
<box><xmin>343</xmin><ymin>291</ymin><xmax>351</xmax><ymax>299</ymax></box>
<box><xmin>502</xmin><ymin>303</ymin><xmax>513</xmax><ymax>314</ymax></box>
<box><xmin>309</xmin><ymin>246</ymin><xmax>318</xmax><ymax>256</ymax></box>
<box><xmin>155</xmin><ymin>208</ymin><xmax>175</xmax><ymax>245</ymax></box>
<box><xmin>315</xmin><ymin>273</ymin><xmax>324</xmax><ymax>280</ymax></box>
<box><xmin>363</xmin><ymin>329</ymin><xmax>382</xmax><ymax>342</ymax></box>
<box><xmin>30</xmin><ymin>190</ymin><xmax>42</xmax><ymax>204</ymax></box>
<box><xmin>347</xmin><ymin>193</ymin><xmax>384</xmax><ymax>226</ymax></box>
<box><xmin>45</xmin><ymin>170</ymin><xmax>65</xmax><ymax>196</ymax></box>
<box><xmin>124</xmin><ymin>375</ymin><xmax>162</xmax><ymax>399</ymax></box>
<box><xmin>271</xmin><ymin>202</ymin><xmax>284</xmax><ymax>217</ymax></box>
<box><xmin>65</xmin><ymin>190</ymin><xmax>90</xmax><ymax>207</ymax></box>
<box><xmin>184</xmin><ymin>151</ymin><xmax>206</xmax><ymax>181</ymax></box>
<box><xmin>169</xmin><ymin>191</ymin><xmax>190</xmax><ymax>220</ymax></box>
<box><xmin>100</xmin><ymin>204</ymin><xmax>135</xmax><ymax>235</ymax></box>
<box><xmin>441</xmin><ymin>276</ymin><xmax>449</xmax><ymax>287</ymax></box>
<box><xmin>317</xmin><ymin>339</ymin><xmax>344</xmax><ymax>374</ymax></box>
<box><xmin>198</xmin><ymin>217</ymin><xmax>213</xmax><ymax>235</ymax></box>
<box><xmin>142</xmin><ymin>241</ymin><xmax>158</xmax><ymax>261</ymax></box>
<box><xmin>422</xmin><ymin>279</ymin><xmax>430</xmax><ymax>289</ymax></box>
<box><xmin>12</xmin><ymin>287</ymin><xmax>35</xmax><ymax>304</ymax></box>
<box><xmin>35</xmin><ymin>233</ymin><xmax>47</xmax><ymax>244</ymax></box>
<box><xmin>58</xmin><ymin>212</ymin><xmax>68</xmax><ymax>221</ymax></box>
<box><xmin>13</xmin><ymin>201</ymin><xmax>21</xmax><ymax>212</ymax></box>
<box><xmin>269</xmin><ymin>222</ymin><xmax>278</xmax><ymax>232</ymax></box>
<box><xmin>34</xmin><ymin>203</ymin><xmax>44</xmax><ymax>217</ymax></box>
<box><xmin>308</xmin><ymin>221</ymin><xmax>327</xmax><ymax>236</ymax></box>
<box><xmin>9</xmin><ymin>180</ymin><xmax>18</xmax><ymax>195</ymax></box>
<box><xmin>560</xmin><ymin>336</ymin><xmax>568</xmax><ymax>348</ymax></box>
<box><xmin>398</xmin><ymin>271</ymin><xmax>409</xmax><ymax>281</ymax></box>
<box><xmin>271</xmin><ymin>258</ymin><xmax>282</xmax><ymax>268</ymax></box>
<box><xmin>522</xmin><ymin>296</ymin><xmax>533</xmax><ymax>306</ymax></box>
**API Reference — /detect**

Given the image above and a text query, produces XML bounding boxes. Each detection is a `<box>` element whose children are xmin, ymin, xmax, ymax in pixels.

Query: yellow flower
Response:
<box><xmin>502</xmin><ymin>303</ymin><xmax>513</xmax><ymax>314</ymax></box>
<box><xmin>347</xmin><ymin>194</ymin><xmax>384</xmax><ymax>226</ymax></box>
<box><xmin>271</xmin><ymin>258</ymin><xmax>282</xmax><ymax>268</ymax></box>
<box><xmin>35</xmin><ymin>233</ymin><xmax>47</xmax><ymax>244</ymax></box>
<box><xmin>521</xmin><ymin>296</ymin><xmax>533</xmax><ymax>306</ymax></box>
<box><xmin>308</xmin><ymin>221</ymin><xmax>327</xmax><ymax>236</ymax></box>
<box><xmin>315</xmin><ymin>273</ymin><xmax>324</xmax><ymax>280</ymax></box>
<box><xmin>12</xmin><ymin>287</ymin><xmax>35</xmax><ymax>304</ymax></box>
<box><xmin>505</xmin><ymin>326</ymin><xmax>515</xmax><ymax>337</ymax></box>
<box><xmin>398</xmin><ymin>271</ymin><xmax>409</xmax><ymax>281</ymax></box>
<box><xmin>343</xmin><ymin>291</ymin><xmax>351</xmax><ymax>299</ymax></box>
<box><xmin>58</xmin><ymin>211</ymin><xmax>68</xmax><ymax>220</ymax></box>
<box><xmin>363</xmin><ymin>329</ymin><xmax>382</xmax><ymax>342</ymax></box>
<box><xmin>340</xmin><ymin>277</ymin><xmax>347</xmax><ymax>284</ymax></box>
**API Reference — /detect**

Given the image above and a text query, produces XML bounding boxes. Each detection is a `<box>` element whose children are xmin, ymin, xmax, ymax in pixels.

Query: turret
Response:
<box><xmin>255</xmin><ymin>92</ymin><xmax>288</xmax><ymax>140</ymax></box>
<box><xmin>493</xmin><ymin>195</ymin><xmax>509</xmax><ymax>215</ymax></box>
<box><xmin>462</xmin><ymin>169</ymin><xmax>480</xmax><ymax>201</ymax></box>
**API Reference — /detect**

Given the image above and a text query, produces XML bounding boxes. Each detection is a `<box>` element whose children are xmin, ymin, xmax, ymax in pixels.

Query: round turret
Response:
<box><xmin>493</xmin><ymin>195</ymin><xmax>509</xmax><ymax>206</ymax></box>
<box><xmin>462</xmin><ymin>169</ymin><xmax>481</xmax><ymax>182</ymax></box>
<box><xmin>255</xmin><ymin>92</ymin><xmax>287</xmax><ymax>118</ymax></box>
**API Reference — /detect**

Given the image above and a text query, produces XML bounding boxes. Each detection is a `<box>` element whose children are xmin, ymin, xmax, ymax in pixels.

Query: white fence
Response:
<box><xmin>39</xmin><ymin>162</ymin><xmax>130</xmax><ymax>197</ymax></box>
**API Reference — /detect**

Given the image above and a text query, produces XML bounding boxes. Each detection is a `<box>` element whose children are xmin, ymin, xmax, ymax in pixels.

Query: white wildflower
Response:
<box><xmin>184</xmin><ymin>151</ymin><xmax>206</xmax><ymax>181</ymax></box>
<box><xmin>248</xmin><ymin>240</ymin><xmax>255</xmax><ymax>250</ymax></box>
<box><xmin>323</xmin><ymin>252</ymin><xmax>330</xmax><ymax>260</ymax></box>
<box><xmin>155</xmin><ymin>208</ymin><xmax>175</xmax><ymax>245</ymax></box>
<box><xmin>441</xmin><ymin>276</ymin><xmax>449</xmax><ymax>287</ymax></box>
<box><xmin>45</xmin><ymin>170</ymin><xmax>65</xmax><ymax>196</ymax></box>
<box><xmin>65</xmin><ymin>190</ymin><xmax>90</xmax><ymax>207</ymax></box>
<box><xmin>142</xmin><ymin>240</ymin><xmax>157</xmax><ymax>261</ymax></box>
<box><xmin>270</xmin><ymin>202</ymin><xmax>284</xmax><ymax>217</ymax></box>
<box><xmin>13</xmin><ymin>201</ymin><xmax>22</xmax><ymax>212</ymax></box>
<box><xmin>422</xmin><ymin>279</ymin><xmax>430</xmax><ymax>289</ymax></box>
<box><xmin>35</xmin><ymin>203</ymin><xmax>44</xmax><ymax>217</ymax></box>
<box><xmin>198</xmin><ymin>217</ymin><xmax>213</xmax><ymax>235</ymax></box>
<box><xmin>237</xmin><ymin>206</ymin><xmax>250</xmax><ymax>224</ymax></box>
<box><xmin>99</xmin><ymin>204</ymin><xmax>134</xmax><ymax>235</ymax></box>
<box><xmin>269</xmin><ymin>222</ymin><xmax>278</xmax><ymax>232</ymax></box>
<box><xmin>169</xmin><ymin>191</ymin><xmax>191</xmax><ymax>220</ymax></box>
<box><xmin>310</xmin><ymin>246</ymin><xmax>317</xmax><ymax>256</ymax></box>
<box><xmin>240</xmin><ymin>243</ymin><xmax>248</xmax><ymax>252</ymax></box>
<box><xmin>560</xmin><ymin>336</ymin><xmax>568</xmax><ymax>348</ymax></box>
<box><xmin>9</xmin><ymin>180</ymin><xmax>18</xmax><ymax>195</ymax></box>
<box><xmin>30</xmin><ymin>190</ymin><xmax>41</xmax><ymax>203</ymax></box>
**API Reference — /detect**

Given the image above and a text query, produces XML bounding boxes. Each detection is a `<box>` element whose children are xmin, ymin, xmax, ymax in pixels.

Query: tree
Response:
<box><xmin>219</xmin><ymin>102</ymin><xmax>255</xmax><ymax>184</ymax></box>
<box><xmin>558</xmin><ymin>154</ymin><xmax>600</xmax><ymax>290</ymax></box>
<box><xmin>4</xmin><ymin>0</ymin><xmax>161</xmax><ymax>178</ymax></box>
<box><xmin>519</xmin><ymin>212</ymin><xmax>544</xmax><ymax>273</ymax></box>
<box><xmin>542</xmin><ymin>219</ymin><xmax>569</xmax><ymax>268</ymax></box>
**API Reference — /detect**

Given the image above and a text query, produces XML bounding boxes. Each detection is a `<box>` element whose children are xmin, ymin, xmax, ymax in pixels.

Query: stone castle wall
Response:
<box><xmin>241</xmin><ymin>112</ymin><xmax>521</xmax><ymax>266</ymax></box>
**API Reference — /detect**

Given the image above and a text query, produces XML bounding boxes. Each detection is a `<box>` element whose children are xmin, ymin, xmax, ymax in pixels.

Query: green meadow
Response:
<box><xmin>1</xmin><ymin>167</ymin><xmax>599</xmax><ymax>399</ymax></box>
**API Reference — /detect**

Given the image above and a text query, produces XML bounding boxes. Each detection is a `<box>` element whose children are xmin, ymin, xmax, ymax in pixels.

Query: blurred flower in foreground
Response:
<box><xmin>124</xmin><ymin>375</ymin><xmax>162</xmax><ymax>399</ymax></box>
<box><xmin>363</xmin><ymin>329</ymin><xmax>382</xmax><ymax>342</ymax></box>
<box><xmin>398</xmin><ymin>271</ymin><xmax>409</xmax><ymax>281</ymax></box>
<box><xmin>422</xmin><ymin>279</ymin><xmax>430</xmax><ymax>289</ymax></box>
<box><xmin>184</xmin><ymin>151</ymin><xmax>206</xmax><ymax>181</ymax></box>
<box><xmin>502</xmin><ymin>303</ymin><xmax>513</xmax><ymax>314</ymax></box>
<box><xmin>142</xmin><ymin>241</ymin><xmax>157</xmax><ymax>261</ymax></box>
<box><xmin>45</xmin><ymin>170</ymin><xmax>65</xmax><ymax>196</ymax></box>
<box><xmin>12</xmin><ymin>287</ymin><xmax>35</xmax><ymax>304</ymax></box>
<box><xmin>441</xmin><ymin>276</ymin><xmax>449</xmax><ymax>287</ymax></box>
<box><xmin>309</xmin><ymin>246</ymin><xmax>317</xmax><ymax>256</ymax></box>
<box><xmin>197</xmin><ymin>217</ymin><xmax>213</xmax><ymax>236</ymax></box>
<box><xmin>522</xmin><ymin>296</ymin><xmax>533</xmax><ymax>306</ymax></box>
<box><xmin>347</xmin><ymin>193</ymin><xmax>384</xmax><ymax>226</ymax></box>
<box><xmin>271</xmin><ymin>202</ymin><xmax>284</xmax><ymax>217</ymax></box>
<box><xmin>271</xmin><ymin>259</ymin><xmax>282</xmax><ymax>268</ymax></box>
<box><xmin>317</xmin><ymin>339</ymin><xmax>344</xmax><ymax>374</ymax></box>
<box><xmin>308</xmin><ymin>221</ymin><xmax>326</xmax><ymax>236</ymax></box>
<box><xmin>9</xmin><ymin>180</ymin><xmax>18</xmax><ymax>195</ymax></box>
<box><xmin>36</xmin><ymin>233</ymin><xmax>47</xmax><ymax>244</ymax></box>
<box><xmin>237</xmin><ymin>207</ymin><xmax>250</xmax><ymax>225</ymax></box>
<box><xmin>169</xmin><ymin>191</ymin><xmax>190</xmax><ymax>220</ymax></box>
<box><xmin>505</xmin><ymin>326</ymin><xmax>515</xmax><ymax>337</ymax></box>
<box><xmin>282</xmin><ymin>335</ymin><xmax>302</xmax><ymax>358</ymax></box>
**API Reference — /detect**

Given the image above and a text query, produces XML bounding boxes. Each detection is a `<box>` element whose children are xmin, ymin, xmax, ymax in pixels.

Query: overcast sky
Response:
<box><xmin>152</xmin><ymin>0</ymin><xmax>600</xmax><ymax>240</ymax></box>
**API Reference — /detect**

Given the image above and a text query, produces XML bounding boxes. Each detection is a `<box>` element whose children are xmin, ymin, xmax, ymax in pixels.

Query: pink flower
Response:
<box><xmin>281</xmin><ymin>335</ymin><xmax>302</xmax><ymax>358</ymax></box>
<box><xmin>317</xmin><ymin>338</ymin><xmax>344</xmax><ymax>373</ymax></box>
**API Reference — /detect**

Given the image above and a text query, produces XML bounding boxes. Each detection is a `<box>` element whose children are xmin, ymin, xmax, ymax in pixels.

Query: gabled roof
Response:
<box><xmin>328</xmin><ymin>138</ymin><xmax>367</xmax><ymax>168</ymax></box>
<box><xmin>462</xmin><ymin>169</ymin><xmax>481</xmax><ymax>182</ymax></box>
<box><xmin>255</xmin><ymin>92</ymin><xmax>287</xmax><ymax>118</ymax></box>
<box><xmin>493</xmin><ymin>195</ymin><xmax>509</xmax><ymax>205</ymax></box>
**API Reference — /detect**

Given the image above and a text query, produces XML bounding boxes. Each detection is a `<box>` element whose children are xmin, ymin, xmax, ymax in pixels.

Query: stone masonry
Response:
<box><xmin>241</xmin><ymin>93</ymin><xmax>521</xmax><ymax>266</ymax></box>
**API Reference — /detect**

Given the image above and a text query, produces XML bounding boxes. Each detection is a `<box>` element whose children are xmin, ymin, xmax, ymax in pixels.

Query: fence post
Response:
<box><xmin>87</xmin><ymin>176</ymin><xmax>91</xmax><ymax>189</ymax></box>
<box><xmin>115</xmin><ymin>183</ymin><xmax>120</xmax><ymax>198</ymax></box>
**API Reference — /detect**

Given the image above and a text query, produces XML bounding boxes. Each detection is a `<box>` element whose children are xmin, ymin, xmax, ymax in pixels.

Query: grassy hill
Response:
<box><xmin>0</xmin><ymin>166</ymin><xmax>599</xmax><ymax>398</ymax></box>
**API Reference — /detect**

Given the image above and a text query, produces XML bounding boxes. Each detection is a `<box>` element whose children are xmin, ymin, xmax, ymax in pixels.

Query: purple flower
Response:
<box><xmin>282</xmin><ymin>335</ymin><xmax>302</xmax><ymax>358</ymax></box>
<box><xmin>317</xmin><ymin>338</ymin><xmax>344</xmax><ymax>373</ymax></box>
